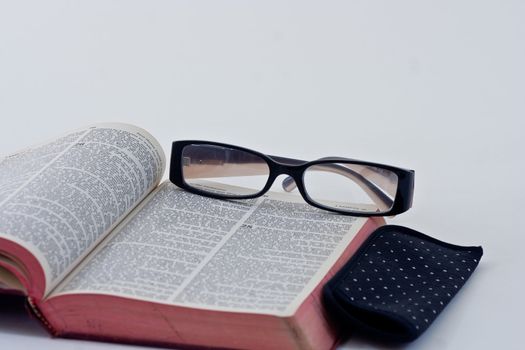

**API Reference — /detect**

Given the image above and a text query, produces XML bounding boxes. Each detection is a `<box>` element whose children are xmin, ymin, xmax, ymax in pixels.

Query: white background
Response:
<box><xmin>0</xmin><ymin>1</ymin><xmax>523</xmax><ymax>349</ymax></box>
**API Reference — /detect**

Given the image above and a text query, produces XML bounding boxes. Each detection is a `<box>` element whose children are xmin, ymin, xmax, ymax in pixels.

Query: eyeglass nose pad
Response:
<box><xmin>281</xmin><ymin>176</ymin><xmax>297</xmax><ymax>192</ymax></box>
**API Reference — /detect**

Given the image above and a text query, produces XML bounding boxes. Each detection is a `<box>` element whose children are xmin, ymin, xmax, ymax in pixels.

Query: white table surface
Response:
<box><xmin>0</xmin><ymin>1</ymin><xmax>523</xmax><ymax>349</ymax></box>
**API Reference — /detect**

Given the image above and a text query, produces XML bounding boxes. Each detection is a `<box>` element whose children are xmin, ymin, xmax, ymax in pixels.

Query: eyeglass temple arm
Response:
<box><xmin>269</xmin><ymin>155</ymin><xmax>394</xmax><ymax>210</ymax></box>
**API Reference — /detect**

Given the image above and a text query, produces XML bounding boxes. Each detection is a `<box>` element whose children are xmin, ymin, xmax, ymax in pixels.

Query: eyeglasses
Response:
<box><xmin>169</xmin><ymin>141</ymin><xmax>415</xmax><ymax>216</ymax></box>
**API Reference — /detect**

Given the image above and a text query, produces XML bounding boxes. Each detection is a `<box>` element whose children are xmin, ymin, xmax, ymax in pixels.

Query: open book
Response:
<box><xmin>0</xmin><ymin>123</ymin><xmax>383</xmax><ymax>350</ymax></box>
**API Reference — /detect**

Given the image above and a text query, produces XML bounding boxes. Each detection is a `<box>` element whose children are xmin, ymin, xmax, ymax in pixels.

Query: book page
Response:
<box><xmin>55</xmin><ymin>181</ymin><xmax>368</xmax><ymax>316</ymax></box>
<box><xmin>0</xmin><ymin>124</ymin><xmax>165</xmax><ymax>295</ymax></box>
<box><xmin>0</xmin><ymin>265</ymin><xmax>25</xmax><ymax>292</ymax></box>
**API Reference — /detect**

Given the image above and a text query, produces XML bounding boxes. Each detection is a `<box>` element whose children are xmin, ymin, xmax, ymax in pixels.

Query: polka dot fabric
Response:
<box><xmin>323</xmin><ymin>225</ymin><xmax>483</xmax><ymax>342</ymax></box>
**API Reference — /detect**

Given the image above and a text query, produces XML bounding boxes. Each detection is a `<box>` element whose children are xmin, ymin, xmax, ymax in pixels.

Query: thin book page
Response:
<box><xmin>0</xmin><ymin>265</ymin><xmax>25</xmax><ymax>291</ymax></box>
<box><xmin>55</xmin><ymin>181</ymin><xmax>369</xmax><ymax>317</ymax></box>
<box><xmin>0</xmin><ymin>123</ymin><xmax>165</xmax><ymax>297</ymax></box>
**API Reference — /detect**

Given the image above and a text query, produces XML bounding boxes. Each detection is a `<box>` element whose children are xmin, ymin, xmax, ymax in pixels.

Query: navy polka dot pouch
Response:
<box><xmin>323</xmin><ymin>225</ymin><xmax>483</xmax><ymax>342</ymax></box>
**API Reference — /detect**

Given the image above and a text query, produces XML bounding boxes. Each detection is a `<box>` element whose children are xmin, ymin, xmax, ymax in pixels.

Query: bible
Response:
<box><xmin>0</xmin><ymin>123</ymin><xmax>383</xmax><ymax>350</ymax></box>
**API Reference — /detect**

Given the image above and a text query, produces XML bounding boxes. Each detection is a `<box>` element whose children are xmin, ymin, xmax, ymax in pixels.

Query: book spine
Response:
<box><xmin>26</xmin><ymin>297</ymin><xmax>58</xmax><ymax>336</ymax></box>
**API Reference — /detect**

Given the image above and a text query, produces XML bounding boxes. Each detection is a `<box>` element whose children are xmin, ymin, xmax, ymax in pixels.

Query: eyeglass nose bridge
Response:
<box><xmin>266</xmin><ymin>161</ymin><xmax>305</xmax><ymax>193</ymax></box>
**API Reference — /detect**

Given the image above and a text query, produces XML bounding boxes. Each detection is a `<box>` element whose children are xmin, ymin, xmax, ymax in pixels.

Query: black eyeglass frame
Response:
<box><xmin>170</xmin><ymin>140</ymin><xmax>415</xmax><ymax>217</ymax></box>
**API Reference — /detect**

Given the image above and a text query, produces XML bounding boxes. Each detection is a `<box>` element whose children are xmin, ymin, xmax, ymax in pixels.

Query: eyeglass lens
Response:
<box><xmin>303</xmin><ymin>163</ymin><xmax>398</xmax><ymax>213</ymax></box>
<box><xmin>181</xmin><ymin>144</ymin><xmax>270</xmax><ymax>197</ymax></box>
